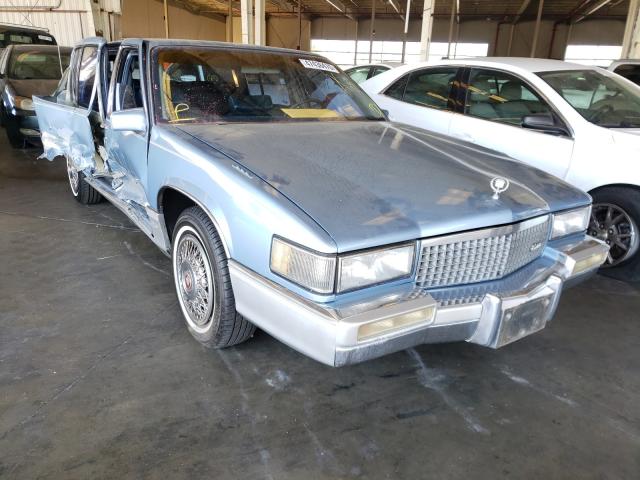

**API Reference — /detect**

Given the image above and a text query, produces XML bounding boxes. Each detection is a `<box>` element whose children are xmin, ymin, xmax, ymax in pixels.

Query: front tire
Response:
<box><xmin>589</xmin><ymin>187</ymin><xmax>640</xmax><ymax>281</ymax></box>
<box><xmin>172</xmin><ymin>206</ymin><xmax>255</xmax><ymax>348</ymax></box>
<box><xmin>66</xmin><ymin>156</ymin><xmax>102</xmax><ymax>204</ymax></box>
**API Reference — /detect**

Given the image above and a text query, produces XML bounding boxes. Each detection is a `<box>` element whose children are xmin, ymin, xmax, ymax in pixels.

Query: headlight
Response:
<box><xmin>18</xmin><ymin>97</ymin><xmax>34</xmax><ymax>111</ymax></box>
<box><xmin>337</xmin><ymin>244</ymin><xmax>415</xmax><ymax>293</ymax></box>
<box><xmin>270</xmin><ymin>237</ymin><xmax>336</xmax><ymax>294</ymax></box>
<box><xmin>9</xmin><ymin>95</ymin><xmax>35</xmax><ymax>111</ymax></box>
<box><xmin>551</xmin><ymin>206</ymin><xmax>591</xmax><ymax>239</ymax></box>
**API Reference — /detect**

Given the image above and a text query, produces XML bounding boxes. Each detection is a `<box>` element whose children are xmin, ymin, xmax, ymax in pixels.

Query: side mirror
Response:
<box><xmin>522</xmin><ymin>113</ymin><xmax>570</xmax><ymax>136</ymax></box>
<box><xmin>110</xmin><ymin>108</ymin><xmax>146</xmax><ymax>133</ymax></box>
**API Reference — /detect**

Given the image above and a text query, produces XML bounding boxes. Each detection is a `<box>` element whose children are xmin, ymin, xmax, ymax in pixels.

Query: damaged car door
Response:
<box><xmin>33</xmin><ymin>38</ymin><xmax>104</xmax><ymax>173</ymax></box>
<box><xmin>103</xmin><ymin>43</ymin><xmax>152</xmax><ymax>222</ymax></box>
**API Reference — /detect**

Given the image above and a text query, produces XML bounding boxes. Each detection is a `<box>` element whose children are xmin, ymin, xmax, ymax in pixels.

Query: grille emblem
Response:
<box><xmin>530</xmin><ymin>241</ymin><xmax>542</xmax><ymax>252</ymax></box>
<box><xmin>490</xmin><ymin>177</ymin><xmax>510</xmax><ymax>199</ymax></box>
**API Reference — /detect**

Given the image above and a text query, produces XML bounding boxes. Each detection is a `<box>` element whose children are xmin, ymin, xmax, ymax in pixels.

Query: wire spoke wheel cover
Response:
<box><xmin>589</xmin><ymin>203</ymin><xmax>639</xmax><ymax>267</ymax></box>
<box><xmin>66</xmin><ymin>156</ymin><xmax>79</xmax><ymax>197</ymax></box>
<box><xmin>173</xmin><ymin>226</ymin><xmax>215</xmax><ymax>332</ymax></box>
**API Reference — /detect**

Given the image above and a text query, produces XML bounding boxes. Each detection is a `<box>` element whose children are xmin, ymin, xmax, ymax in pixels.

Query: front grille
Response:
<box><xmin>415</xmin><ymin>215</ymin><xmax>550</xmax><ymax>289</ymax></box>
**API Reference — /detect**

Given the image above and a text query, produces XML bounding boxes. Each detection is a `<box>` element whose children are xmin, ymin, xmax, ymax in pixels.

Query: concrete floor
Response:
<box><xmin>0</xmin><ymin>134</ymin><xmax>639</xmax><ymax>480</ymax></box>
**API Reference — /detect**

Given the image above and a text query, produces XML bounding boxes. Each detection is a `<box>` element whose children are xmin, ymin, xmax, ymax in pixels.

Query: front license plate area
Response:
<box><xmin>495</xmin><ymin>295</ymin><xmax>553</xmax><ymax>347</ymax></box>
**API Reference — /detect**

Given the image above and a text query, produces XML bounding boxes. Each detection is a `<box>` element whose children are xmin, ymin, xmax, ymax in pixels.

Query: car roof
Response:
<box><xmin>0</xmin><ymin>24</ymin><xmax>50</xmax><ymax>33</ymax></box>
<box><xmin>402</xmin><ymin>57</ymin><xmax>591</xmax><ymax>73</ymax></box>
<box><xmin>345</xmin><ymin>63</ymin><xmax>397</xmax><ymax>71</ymax></box>
<box><xmin>135</xmin><ymin>38</ymin><xmax>323</xmax><ymax>57</ymax></box>
<box><xmin>609</xmin><ymin>59</ymin><xmax>640</xmax><ymax>66</ymax></box>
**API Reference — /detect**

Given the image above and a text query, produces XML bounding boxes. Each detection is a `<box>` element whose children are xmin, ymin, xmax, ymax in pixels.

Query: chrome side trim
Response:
<box><xmin>85</xmin><ymin>177</ymin><xmax>171</xmax><ymax>253</ymax></box>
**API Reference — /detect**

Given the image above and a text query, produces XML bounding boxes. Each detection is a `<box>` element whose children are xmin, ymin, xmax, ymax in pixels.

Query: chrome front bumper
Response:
<box><xmin>229</xmin><ymin>236</ymin><xmax>609</xmax><ymax>367</ymax></box>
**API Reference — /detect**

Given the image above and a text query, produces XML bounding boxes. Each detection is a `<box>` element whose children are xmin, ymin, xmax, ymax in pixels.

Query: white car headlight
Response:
<box><xmin>19</xmin><ymin>97</ymin><xmax>34</xmax><ymax>111</ymax></box>
<box><xmin>10</xmin><ymin>95</ymin><xmax>35</xmax><ymax>111</ymax></box>
<box><xmin>270</xmin><ymin>237</ymin><xmax>336</xmax><ymax>294</ymax></box>
<box><xmin>551</xmin><ymin>206</ymin><xmax>591</xmax><ymax>239</ymax></box>
<box><xmin>337</xmin><ymin>244</ymin><xmax>415</xmax><ymax>293</ymax></box>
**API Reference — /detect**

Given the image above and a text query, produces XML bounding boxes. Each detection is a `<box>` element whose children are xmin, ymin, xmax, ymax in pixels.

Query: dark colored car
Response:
<box><xmin>0</xmin><ymin>24</ymin><xmax>56</xmax><ymax>51</ymax></box>
<box><xmin>0</xmin><ymin>44</ymin><xmax>70</xmax><ymax>147</ymax></box>
<box><xmin>608</xmin><ymin>60</ymin><xmax>640</xmax><ymax>86</ymax></box>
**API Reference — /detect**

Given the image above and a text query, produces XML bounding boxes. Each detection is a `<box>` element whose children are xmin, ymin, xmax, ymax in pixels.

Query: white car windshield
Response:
<box><xmin>538</xmin><ymin>69</ymin><xmax>640</xmax><ymax>128</ymax></box>
<box><xmin>152</xmin><ymin>47</ymin><xmax>385</xmax><ymax>124</ymax></box>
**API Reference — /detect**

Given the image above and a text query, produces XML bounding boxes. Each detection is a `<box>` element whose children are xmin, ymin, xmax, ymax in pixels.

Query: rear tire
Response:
<box><xmin>66</xmin><ymin>156</ymin><xmax>102</xmax><ymax>205</ymax></box>
<box><xmin>589</xmin><ymin>187</ymin><xmax>640</xmax><ymax>282</ymax></box>
<box><xmin>172</xmin><ymin>206</ymin><xmax>255</xmax><ymax>348</ymax></box>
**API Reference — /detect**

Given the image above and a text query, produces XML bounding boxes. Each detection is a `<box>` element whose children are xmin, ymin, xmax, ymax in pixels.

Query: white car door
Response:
<box><xmin>448</xmin><ymin>67</ymin><xmax>574</xmax><ymax>180</ymax></box>
<box><xmin>371</xmin><ymin>66</ymin><xmax>460</xmax><ymax>137</ymax></box>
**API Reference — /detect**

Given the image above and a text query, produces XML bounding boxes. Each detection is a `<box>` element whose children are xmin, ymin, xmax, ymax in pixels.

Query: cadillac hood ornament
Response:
<box><xmin>490</xmin><ymin>177</ymin><xmax>510</xmax><ymax>200</ymax></box>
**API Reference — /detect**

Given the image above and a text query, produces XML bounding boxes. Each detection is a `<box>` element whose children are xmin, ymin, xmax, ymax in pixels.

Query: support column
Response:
<box><xmin>419</xmin><ymin>0</ymin><xmax>434</xmax><ymax>61</ymax></box>
<box><xmin>507</xmin><ymin>24</ymin><xmax>515</xmax><ymax>55</ymax></box>
<box><xmin>530</xmin><ymin>0</ymin><xmax>544</xmax><ymax>57</ymax></box>
<box><xmin>227</xmin><ymin>0</ymin><xmax>234</xmax><ymax>43</ymax></box>
<box><xmin>240</xmin><ymin>0</ymin><xmax>253</xmax><ymax>45</ymax></box>
<box><xmin>84</xmin><ymin>0</ymin><xmax>105</xmax><ymax>37</ymax></box>
<box><xmin>401</xmin><ymin>0</ymin><xmax>411</xmax><ymax>63</ymax></box>
<box><xmin>354</xmin><ymin>20</ymin><xmax>359</xmax><ymax>64</ymax></box>
<box><xmin>254</xmin><ymin>0</ymin><xmax>265</xmax><ymax>46</ymax></box>
<box><xmin>163</xmin><ymin>0</ymin><xmax>169</xmax><ymax>38</ymax></box>
<box><xmin>369</xmin><ymin>0</ymin><xmax>376</xmax><ymax>63</ymax></box>
<box><xmin>297</xmin><ymin>0</ymin><xmax>302</xmax><ymax>49</ymax></box>
<box><xmin>622</xmin><ymin>0</ymin><xmax>640</xmax><ymax>58</ymax></box>
<box><xmin>446</xmin><ymin>0</ymin><xmax>456</xmax><ymax>58</ymax></box>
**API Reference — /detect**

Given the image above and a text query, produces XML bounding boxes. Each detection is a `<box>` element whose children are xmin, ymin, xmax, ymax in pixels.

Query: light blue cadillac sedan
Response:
<box><xmin>34</xmin><ymin>38</ymin><xmax>609</xmax><ymax>366</ymax></box>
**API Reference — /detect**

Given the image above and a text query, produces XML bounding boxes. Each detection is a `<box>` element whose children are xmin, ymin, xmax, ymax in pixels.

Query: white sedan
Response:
<box><xmin>362</xmin><ymin>58</ymin><xmax>640</xmax><ymax>280</ymax></box>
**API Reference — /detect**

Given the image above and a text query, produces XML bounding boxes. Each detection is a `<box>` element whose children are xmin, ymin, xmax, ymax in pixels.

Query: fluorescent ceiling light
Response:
<box><xmin>325</xmin><ymin>0</ymin><xmax>345</xmax><ymax>12</ymax></box>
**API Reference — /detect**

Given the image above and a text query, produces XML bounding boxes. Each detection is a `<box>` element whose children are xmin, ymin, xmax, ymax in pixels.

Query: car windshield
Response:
<box><xmin>152</xmin><ymin>47</ymin><xmax>385</xmax><ymax>124</ymax></box>
<box><xmin>8</xmin><ymin>48</ymin><xmax>70</xmax><ymax>80</ymax></box>
<box><xmin>538</xmin><ymin>69</ymin><xmax>640</xmax><ymax>128</ymax></box>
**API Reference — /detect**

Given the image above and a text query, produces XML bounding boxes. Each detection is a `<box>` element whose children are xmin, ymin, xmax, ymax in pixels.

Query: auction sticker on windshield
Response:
<box><xmin>299</xmin><ymin>59</ymin><xmax>338</xmax><ymax>73</ymax></box>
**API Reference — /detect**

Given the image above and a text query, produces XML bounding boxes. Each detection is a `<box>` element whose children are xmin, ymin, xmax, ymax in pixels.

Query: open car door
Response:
<box><xmin>34</xmin><ymin>37</ymin><xmax>107</xmax><ymax>173</ymax></box>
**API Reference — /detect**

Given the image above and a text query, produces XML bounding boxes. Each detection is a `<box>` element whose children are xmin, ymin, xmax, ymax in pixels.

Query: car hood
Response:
<box><xmin>178</xmin><ymin>121</ymin><xmax>590</xmax><ymax>252</ymax></box>
<box><xmin>7</xmin><ymin>78</ymin><xmax>60</xmax><ymax>98</ymax></box>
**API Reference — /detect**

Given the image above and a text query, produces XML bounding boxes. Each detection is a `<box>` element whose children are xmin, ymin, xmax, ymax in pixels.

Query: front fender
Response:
<box><xmin>147</xmin><ymin>125</ymin><xmax>338</xmax><ymax>301</ymax></box>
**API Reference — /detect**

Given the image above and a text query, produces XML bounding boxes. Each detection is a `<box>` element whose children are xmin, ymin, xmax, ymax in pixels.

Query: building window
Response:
<box><xmin>310</xmin><ymin>39</ymin><xmax>488</xmax><ymax>67</ymax></box>
<box><xmin>564</xmin><ymin>45</ymin><xmax>622</xmax><ymax>67</ymax></box>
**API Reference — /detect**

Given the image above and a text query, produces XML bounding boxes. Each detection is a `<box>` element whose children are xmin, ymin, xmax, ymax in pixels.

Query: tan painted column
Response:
<box><xmin>254</xmin><ymin>0</ymin><xmax>266</xmax><ymax>46</ymax></box>
<box><xmin>163</xmin><ymin>0</ymin><xmax>169</xmax><ymax>38</ymax></box>
<box><xmin>240</xmin><ymin>0</ymin><xmax>254</xmax><ymax>44</ymax></box>
<box><xmin>227</xmin><ymin>0</ymin><xmax>234</xmax><ymax>43</ymax></box>
<box><xmin>622</xmin><ymin>0</ymin><xmax>640</xmax><ymax>58</ymax></box>
<box><xmin>84</xmin><ymin>0</ymin><xmax>105</xmax><ymax>37</ymax></box>
<box><xmin>419</xmin><ymin>0</ymin><xmax>435</xmax><ymax>61</ymax></box>
<box><xmin>530</xmin><ymin>0</ymin><xmax>544</xmax><ymax>57</ymax></box>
